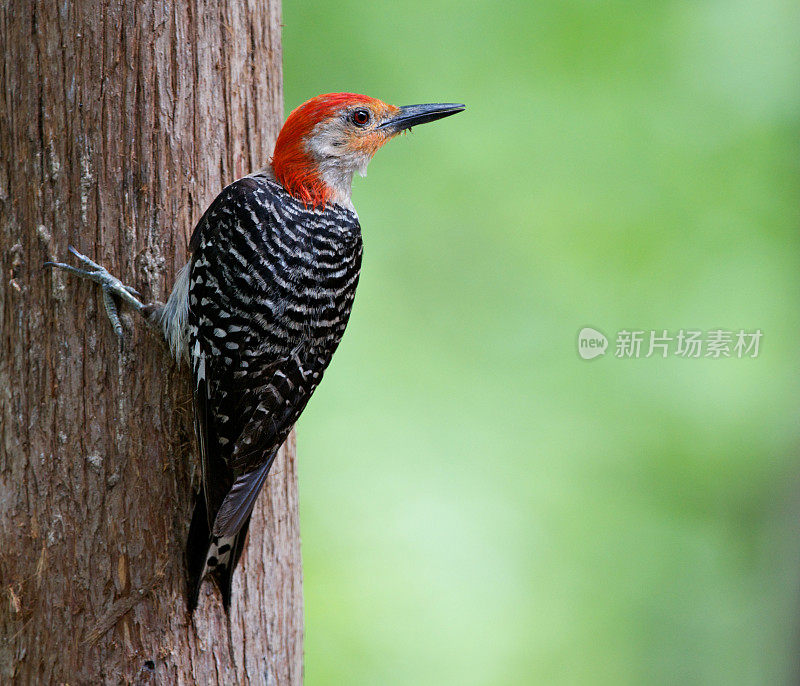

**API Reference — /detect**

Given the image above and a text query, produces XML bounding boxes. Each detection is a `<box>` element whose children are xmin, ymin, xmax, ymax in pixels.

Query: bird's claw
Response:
<box><xmin>44</xmin><ymin>246</ymin><xmax>145</xmax><ymax>340</ymax></box>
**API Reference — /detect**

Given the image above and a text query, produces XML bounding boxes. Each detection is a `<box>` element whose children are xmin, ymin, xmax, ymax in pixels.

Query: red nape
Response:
<box><xmin>271</xmin><ymin>93</ymin><xmax>385</xmax><ymax>208</ymax></box>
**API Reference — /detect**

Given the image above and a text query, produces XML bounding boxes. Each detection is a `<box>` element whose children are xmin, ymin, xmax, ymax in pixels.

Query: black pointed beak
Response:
<box><xmin>378</xmin><ymin>103</ymin><xmax>465</xmax><ymax>133</ymax></box>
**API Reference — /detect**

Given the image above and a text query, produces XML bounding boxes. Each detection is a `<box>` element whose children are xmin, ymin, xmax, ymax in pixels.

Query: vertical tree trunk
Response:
<box><xmin>0</xmin><ymin>1</ymin><xmax>303</xmax><ymax>683</ymax></box>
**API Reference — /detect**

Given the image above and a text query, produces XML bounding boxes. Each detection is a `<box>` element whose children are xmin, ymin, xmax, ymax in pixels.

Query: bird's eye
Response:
<box><xmin>351</xmin><ymin>109</ymin><xmax>371</xmax><ymax>127</ymax></box>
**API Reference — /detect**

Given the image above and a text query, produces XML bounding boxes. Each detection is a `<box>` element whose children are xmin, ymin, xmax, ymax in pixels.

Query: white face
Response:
<box><xmin>303</xmin><ymin>104</ymin><xmax>400</xmax><ymax>205</ymax></box>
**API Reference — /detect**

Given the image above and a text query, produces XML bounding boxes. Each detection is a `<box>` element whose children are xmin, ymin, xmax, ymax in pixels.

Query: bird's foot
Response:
<box><xmin>45</xmin><ymin>246</ymin><xmax>145</xmax><ymax>340</ymax></box>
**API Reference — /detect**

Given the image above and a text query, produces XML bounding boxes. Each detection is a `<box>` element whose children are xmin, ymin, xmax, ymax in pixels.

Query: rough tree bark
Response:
<box><xmin>0</xmin><ymin>1</ymin><xmax>303</xmax><ymax>683</ymax></box>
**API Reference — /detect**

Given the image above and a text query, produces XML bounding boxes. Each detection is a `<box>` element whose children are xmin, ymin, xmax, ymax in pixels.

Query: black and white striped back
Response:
<box><xmin>173</xmin><ymin>170</ymin><xmax>363</xmax><ymax>609</ymax></box>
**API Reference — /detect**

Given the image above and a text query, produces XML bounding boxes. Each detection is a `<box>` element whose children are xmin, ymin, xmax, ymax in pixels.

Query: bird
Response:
<box><xmin>45</xmin><ymin>93</ymin><xmax>465</xmax><ymax>611</ymax></box>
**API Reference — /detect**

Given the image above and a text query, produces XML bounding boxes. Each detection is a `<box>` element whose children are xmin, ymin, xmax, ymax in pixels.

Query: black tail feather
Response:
<box><xmin>186</xmin><ymin>489</ymin><xmax>252</xmax><ymax>613</ymax></box>
<box><xmin>211</xmin><ymin>516</ymin><xmax>252</xmax><ymax>611</ymax></box>
<box><xmin>186</xmin><ymin>491</ymin><xmax>211</xmax><ymax>612</ymax></box>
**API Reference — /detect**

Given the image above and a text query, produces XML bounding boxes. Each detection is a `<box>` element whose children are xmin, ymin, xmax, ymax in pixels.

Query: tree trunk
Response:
<box><xmin>0</xmin><ymin>1</ymin><xmax>303</xmax><ymax>683</ymax></box>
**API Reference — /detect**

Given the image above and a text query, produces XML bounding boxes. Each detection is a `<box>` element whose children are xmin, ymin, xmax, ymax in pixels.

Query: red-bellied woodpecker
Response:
<box><xmin>46</xmin><ymin>93</ymin><xmax>464</xmax><ymax>610</ymax></box>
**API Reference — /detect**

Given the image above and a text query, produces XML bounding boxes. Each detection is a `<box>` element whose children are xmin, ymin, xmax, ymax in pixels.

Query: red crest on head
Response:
<box><xmin>271</xmin><ymin>93</ymin><xmax>390</xmax><ymax>208</ymax></box>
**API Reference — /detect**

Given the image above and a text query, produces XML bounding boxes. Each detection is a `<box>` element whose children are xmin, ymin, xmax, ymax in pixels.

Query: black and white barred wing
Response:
<box><xmin>209</xmin><ymin>349</ymin><xmax>316</xmax><ymax>537</ymax></box>
<box><xmin>187</xmin><ymin>178</ymin><xmax>316</xmax><ymax>538</ymax></box>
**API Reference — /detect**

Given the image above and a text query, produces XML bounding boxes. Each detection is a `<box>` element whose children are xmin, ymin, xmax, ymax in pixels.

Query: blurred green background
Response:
<box><xmin>281</xmin><ymin>1</ymin><xmax>800</xmax><ymax>684</ymax></box>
